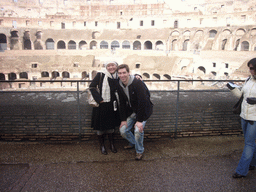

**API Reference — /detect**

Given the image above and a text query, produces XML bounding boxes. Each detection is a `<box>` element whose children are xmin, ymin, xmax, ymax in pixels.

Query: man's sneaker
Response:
<box><xmin>124</xmin><ymin>145</ymin><xmax>135</xmax><ymax>150</ymax></box>
<box><xmin>135</xmin><ymin>153</ymin><xmax>143</xmax><ymax>160</ymax></box>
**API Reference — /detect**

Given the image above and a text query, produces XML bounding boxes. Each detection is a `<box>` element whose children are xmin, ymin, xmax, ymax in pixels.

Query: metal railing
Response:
<box><xmin>0</xmin><ymin>79</ymin><xmax>245</xmax><ymax>140</ymax></box>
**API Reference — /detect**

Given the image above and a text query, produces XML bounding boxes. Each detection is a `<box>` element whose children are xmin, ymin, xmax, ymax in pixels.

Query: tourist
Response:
<box><xmin>117</xmin><ymin>64</ymin><xmax>153</xmax><ymax>160</ymax></box>
<box><xmin>90</xmin><ymin>61</ymin><xmax>120</xmax><ymax>155</ymax></box>
<box><xmin>227</xmin><ymin>57</ymin><xmax>256</xmax><ymax>178</ymax></box>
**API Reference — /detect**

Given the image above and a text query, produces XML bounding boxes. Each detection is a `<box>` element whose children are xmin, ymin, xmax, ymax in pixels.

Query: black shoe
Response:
<box><xmin>232</xmin><ymin>172</ymin><xmax>246</xmax><ymax>178</ymax></box>
<box><xmin>108</xmin><ymin>133</ymin><xmax>117</xmax><ymax>153</ymax></box>
<box><xmin>249</xmin><ymin>165</ymin><xmax>255</xmax><ymax>170</ymax></box>
<box><xmin>98</xmin><ymin>135</ymin><xmax>108</xmax><ymax>155</ymax></box>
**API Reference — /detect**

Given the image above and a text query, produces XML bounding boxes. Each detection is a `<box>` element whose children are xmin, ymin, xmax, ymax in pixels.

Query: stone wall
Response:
<box><xmin>0</xmin><ymin>90</ymin><xmax>242</xmax><ymax>142</ymax></box>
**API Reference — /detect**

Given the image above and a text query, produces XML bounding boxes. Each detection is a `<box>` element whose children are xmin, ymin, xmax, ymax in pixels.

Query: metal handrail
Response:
<box><xmin>0</xmin><ymin>79</ymin><xmax>246</xmax><ymax>140</ymax></box>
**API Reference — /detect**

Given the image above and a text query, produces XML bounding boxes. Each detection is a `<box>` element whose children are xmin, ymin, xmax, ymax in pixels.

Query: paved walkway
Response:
<box><xmin>0</xmin><ymin>136</ymin><xmax>255</xmax><ymax>191</ymax></box>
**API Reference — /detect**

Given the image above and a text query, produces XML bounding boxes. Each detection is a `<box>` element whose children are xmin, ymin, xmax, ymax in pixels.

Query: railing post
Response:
<box><xmin>77</xmin><ymin>81</ymin><xmax>82</xmax><ymax>142</ymax></box>
<box><xmin>174</xmin><ymin>80</ymin><xmax>180</xmax><ymax>139</ymax></box>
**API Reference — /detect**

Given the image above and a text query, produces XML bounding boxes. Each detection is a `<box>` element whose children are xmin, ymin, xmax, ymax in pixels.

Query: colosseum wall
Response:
<box><xmin>0</xmin><ymin>0</ymin><xmax>256</xmax><ymax>90</ymax></box>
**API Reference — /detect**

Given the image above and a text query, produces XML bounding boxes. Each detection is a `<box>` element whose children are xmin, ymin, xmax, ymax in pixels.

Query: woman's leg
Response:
<box><xmin>235</xmin><ymin>119</ymin><xmax>256</xmax><ymax>176</ymax></box>
<box><xmin>107</xmin><ymin>129</ymin><xmax>117</xmax><ymax>153</ymax></box>
<box><xmin>97</xmin><ymin>131</ymin><xmax>107</xmax><ymax>155</ymax></box>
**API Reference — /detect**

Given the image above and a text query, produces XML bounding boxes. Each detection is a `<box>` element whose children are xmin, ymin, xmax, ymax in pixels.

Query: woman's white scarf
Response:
<box><xmin>102</xmin><ymin>69</ymin><xmax>118</xmax><ymax>102</ymax></box>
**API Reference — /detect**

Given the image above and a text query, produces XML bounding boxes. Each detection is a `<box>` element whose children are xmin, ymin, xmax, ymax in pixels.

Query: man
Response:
<box><xmin>117</xmin><ymin>64</ymin><xmax>153</xmax><ymax>160</ymax></box>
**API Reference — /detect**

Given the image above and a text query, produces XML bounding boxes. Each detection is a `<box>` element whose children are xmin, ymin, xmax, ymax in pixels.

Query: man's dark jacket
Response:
<box><xmin>118</xmin><ymin>77</ymin><xmax>153</xmax><ymax>122</ymax></box>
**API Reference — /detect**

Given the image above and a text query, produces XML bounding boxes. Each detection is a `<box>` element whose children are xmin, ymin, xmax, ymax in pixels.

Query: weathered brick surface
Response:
<box><xmin>0</xmin><ymin>91</ymin><xmax>242</xmax><ymax>142</ymax></box>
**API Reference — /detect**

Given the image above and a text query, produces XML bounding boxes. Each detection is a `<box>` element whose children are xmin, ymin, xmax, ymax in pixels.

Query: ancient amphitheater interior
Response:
<box><xmin>0</xmin><ymin>0</ymin><xmax>256</xmax><ymax>90</ymax></box>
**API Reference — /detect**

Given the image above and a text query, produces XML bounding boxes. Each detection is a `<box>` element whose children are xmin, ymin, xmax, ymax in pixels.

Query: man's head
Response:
<box><xmin>117</xmin><ymin>64</ymin><xmax>130</xmax><ymax>85</ymax></box>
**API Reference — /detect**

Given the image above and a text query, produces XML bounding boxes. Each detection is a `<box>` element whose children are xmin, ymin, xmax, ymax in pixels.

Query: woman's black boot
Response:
<box><xmin>108</xmin><ymin>133</ymin><xmax>117</xmax><ymax>153</ymax></box>
<box><xmin>98</xmin><ymin>135</ymin><xmax>107</xmax><ymax>155</ymax></box>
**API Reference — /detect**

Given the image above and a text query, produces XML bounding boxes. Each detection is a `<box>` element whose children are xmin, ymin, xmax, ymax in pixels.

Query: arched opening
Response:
<box><xmin>68</xmin><ymin>40</ymin><xmax>76</xmax><ymax>49</ymax></box>
<box><xmin>221</xmin><ymin>39</ymin><xmax>227</xmax><ymax>50</ymax></box>
<box><xmin>100</xmin><ymin>41</ymin><xmax>108</xmax><ymax>49</ymax></box>
<box><xmin>122</xmin><ymin>40</ymin><xmax>131</xmax><ymax>49</ymax></box>
<box><xmin>135</xmin><ymin>64</ymin><xmax>140</xmax><ymax>68</ymax></box>
<box><xmin>155</xmin><ymin>41</ymin><xmax>164</xmax><ymax>50</ymax></box>
<box><xmin>57</xmin><ymin>40</ymin><xmax>66</xmax><ymax>49</ymax></box>
<box><xmin>24</xmin><ymin>39</ymin><xmax>32</xmax><ymax>50</ymax></box>
<box><xmin>241</xmin><ymin>41</ymin><xmax>249</xmax><ymax>51</ymax></box>
<box><xmin>82</xmin><ymin>71</ymin><xmax>89</xmax><ymax>79</ymax></box>
<box><xmin>143</xmin><ymin>73</ymin><xmax>150</xmax><ymax>79</ymax></box>
<box><xmin>79</xmin><ymin>41</ymin><xmax>87</xmax><ymax>50</ymax></box>
<box><xmin>90</xmin><ymin>41</ymin><xmax>97</xmax><ymax>49</ymax></box>
<box><xmin>0</xmin><ymin>73</ymin><xmax>5</xmax><ymax>80</ymax></box>
<box><xmin>62</xmin><ymin>71</ymin><xmax>70</xmax><ymax>79</ymax></box>
<box><xmin>19</xmin><ymin>72</ymin><xmax>28</xmax><ymax>79</ymax></box>
<box><xmin>234</xmin><ymin>39</ymin><xmax>240</xmax><ymax>51</ymax></box>
<box><xmin>171</xmin><ymin>39</ymin><xmax>178</xmax><ymax>51</ymax></box>
<box><xmin>46</xmin><ymin>38</ymin><xmax>54</xmax><ymax>50</ymax></box>
<box><xmin>0</xmin><ymin>34</ymin><xmax>7</xmax><ymax>52</ymax></box>
<box><xmin>183</xmin><ymin>39</ymin><xmax>189</xmax><ymax>51</ymax></box>
<box><xmin>52</xmin><ymin>71</ymin><xmax>60</xmax><ymax>79</ymax></box>
<box><xmin>41</xmin><ymin>71</ymin><xmax>49</xmax><ymax>77</ymax></box>
<box><xmin>133</xmin><ymin>41</ymin><xmax>141</xmax><ymax>50</ymax></box>
<box><xmin>209</xmin><ymin>30</ymin><xmax>217</xmax><ymax>38</ymax></box>
<box><xmin>111</xmin><ymin>40</ymin><xmax>120</xmax><ymax>49</ymax></box>
<box><xmin>211</xmin><ymin>71</ymin><xmax>217</xmax><ymax>76</ymax></box>
<box><xmin>144</xmin><ymin>41</ymin><xmax>152</xmax><ymax>50</ymax></box>
<box><xmin>153</xmin><ymin>73</ymin><xmax>160</xmax><ymax>80</ymax></box>
<box><xmin>163</xmin><ymin>74</ymin><xmax>171</xmax><ymax>80</ymax></box>
<box><xmin>198</xmin><ymin>66</ymin><xmax>206</xmax><ymax>74</ymax></box>
<box><xmin>8</xmin><ymin>73</ymin><xmax>17</xmax><ymax>81</ymax></box>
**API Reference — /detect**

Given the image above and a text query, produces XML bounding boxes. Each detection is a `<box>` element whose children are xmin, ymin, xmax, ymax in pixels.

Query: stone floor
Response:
<box><xmin>0</xmin><ymin>136</ymin><xmax>255</xmax><ymax>191</ymax></box>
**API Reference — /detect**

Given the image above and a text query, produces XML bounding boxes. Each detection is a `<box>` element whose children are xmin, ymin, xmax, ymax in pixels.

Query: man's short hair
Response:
<box><xmin>117</xmin><ymin>64</ymin><xmax>130</xmax><ymax>73</ymax></box>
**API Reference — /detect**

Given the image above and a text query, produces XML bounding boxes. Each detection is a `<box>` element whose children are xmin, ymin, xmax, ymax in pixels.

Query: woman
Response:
<box><xmin>227</xmin><ymin>57</ymin><xmax>256</xmax><ymax>178</ymax></box>
<box><xmin>90</xmin><ymin>61</ymin><xmax>120</xmax><ymax>155</ymax></box>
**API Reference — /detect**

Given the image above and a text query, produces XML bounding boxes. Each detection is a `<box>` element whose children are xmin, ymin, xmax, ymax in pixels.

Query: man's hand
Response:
<box><xmin>119</xmin><ymin>121</ymin><xmax>127</xmax><ymax>129</ymax></box>
<box><xmin>135</xmin><ymin>122</ymin><xmax>143</xmax><ymax>133</ymax></box>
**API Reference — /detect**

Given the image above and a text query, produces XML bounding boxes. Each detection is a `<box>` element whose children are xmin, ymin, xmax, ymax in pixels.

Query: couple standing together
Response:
<box><xmin>89</xmin><ymin>61</ymin><xmax>153</xmax><ymax>160</ymax></box>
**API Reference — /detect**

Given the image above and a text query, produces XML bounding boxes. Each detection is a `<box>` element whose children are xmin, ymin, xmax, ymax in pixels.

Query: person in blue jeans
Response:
<box><xmin>117</xmin><ymin>64</ymin><xmax>153</xmax><ymax>160</ymax></box>
<box><xmin>227</xmin><ymin>57</ymin><xmax>256</xmax><ymax>178</ymax></box>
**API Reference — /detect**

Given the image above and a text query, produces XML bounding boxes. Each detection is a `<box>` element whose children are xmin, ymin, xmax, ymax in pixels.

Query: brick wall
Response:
<box><xmin>0</xmin><ymin>91</ymin><xmax>243</xmax><ymax>142</ymax></box>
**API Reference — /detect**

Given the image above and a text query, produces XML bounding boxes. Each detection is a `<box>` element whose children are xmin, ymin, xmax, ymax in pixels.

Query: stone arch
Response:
<box><xmin>163</xmin><ymin>74</ymin><xmax>171</xmax><ymax>80</ymax></box>
<box><xmin>155</xmin><ymin>40</ymin><xmax>164</xmax><ymax>50</ymax></box>
<box><xmin>8</xmin><ymin>73</ymin><xmax>17</xmax><ymax>80</ymax></box>
<box><xmin>209</xmin><ymin>29</ymin><xmax>217</xmax><ymax>38</ymax></box>
<box><xmin>122</xmin><ymin>40</ymin><xmax>131</xmax><ymax>49</ymax></box>
<box><xmin>183</xmin><ymin>30</ymin><xmax>191</xmax><ymax>37</ymax></box>
<box><xmin>24</xmin><ymin>39</ymin><xmax>32</xmax><ymax>50</ymax></box>
<box><xmin>52</xmin><ymin>71</ymin><xmax>60</xmax><ymax>79</ymax></box>
<box><xmin>171</xmin><ymin>39</ymin><xmax>178</xmax><ymax>51</ymax></box>
<box><xmin>221</xmin><ymin>39</ymin><xmax>227</xmax><ymax>50</ymax></box>
<box><xmin>10</xmin><ymin>30</ymin><xmax>19</xmax><ymax>50</ymax></box>
<box><xmin>250</xmin><ymin>28</ymin><xmax>256</xmax><ymax>36</ymax></box>
<box><xmin>19</xmin><ymin>72</ymin><xmax>28</xmax><ymax>79</ymax></box>
<box><xmin>46</xmin><ymin>38</ymin><xmax>54</xmax><ymax>50</ymax></box>
<box><xmin>197</xmin><ymin>66</ymin><xmax>206</xmax><ymax>74</ymax></box>
<box><xmin>100</xmin><ymin>41</ymin><xmax>108</xmax><ymax>49</ymax></box>
<box><xmin>241</xmin><ymin>41</ymin><xmax>249</xmax><ymax>51</ymax></box>
<box><xmin>235</xmin><ymin>28</ymin><xmax>246</xmax><ymax>36</ymax></box>
<box><xmin>90</xmin><ymin>40</ymin><xmax>97</xmax><ymax>49</ymax></box>
<box><xmin>79</xmin><ymin>41</ymin><xmax>87</xmax><ymax>50</ymax></box>
<box><xmin>171</xmin><ymin>30</ymin><xmax>179</xmax><ymax>37</ymax></box>
<box><xmin>183</xmin><ymin>39</ymin><xmax>189</xmax><ymax>51</ymax></box>
<box><xmin>57</xmin><ymin>40</ymin><xmax>66</xmax><ymax>49</ymax></box>
<box><xmin>143</xmin><ymin>73</ymin><xmax>150</xmax><ymax>79</ymax></box>
<box><xmin>111</xmin><ymin>40</ymin><xmax>120</xmax><ymax>49</ymax></box>
<box><xmin>0</xmin><ymin>73</ymin><xmax>5</xmax><ymax>80</ymax></box>
<box><xmin>234</xmin><ymin>39</ymin><xmax>240</xmax><ymax>51</ymax></box>
<box><xmin>0</xmin><ymin>33</ymin><xmax>7</xmax><ymax>52</ymax></box>
<box><xmin>41</xmin><ymin>71</ymin><xmax>49</xmax><ymax>77</ymax></box>
<box><xmin>68</xmin><ymin>40</ymin><xmax>76</xmax><ymax>49</ymax></box>
<box><xmin>144</xmin><ymin>41</ymin><xmax>152</xmax><ymax>50</ymax></box>
<box><xmin>62</xmin><ymin>71</ymin><xmax>70</xmax><ymax>79</ymax></box>
<box><xmin>34</xmin><ymin>40</ymin><xmax>43</xmax><ymax>50</ymax></box>
<box><xmin>133</xmin><ymin>41</ymin><xmax>141</xmax><ymax>50</ymax></box>
<box><xmin>82</xmin><ymin>71</ymin><xmax>89</xmax><ymax>79</ymax></box>
<box><xmin>153</xmin><ymin>73</ymin><xmax>160</xmax><ymax>80</ymax></box>
<box><xmin>135</xmin><ymin>63</ymin><xmax>141</xmax><ymax>68</ymax></box>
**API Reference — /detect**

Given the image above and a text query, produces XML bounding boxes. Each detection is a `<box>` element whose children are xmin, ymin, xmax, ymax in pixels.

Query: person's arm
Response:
<box><xmin>89</xmin><ymin>73</ymin><xmax>104</xmax><ymax>104</ymax></box>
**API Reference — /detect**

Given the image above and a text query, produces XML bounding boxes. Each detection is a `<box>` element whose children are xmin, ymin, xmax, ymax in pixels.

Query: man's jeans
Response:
<box><xmin>120</xmin><ymin>113</ymin><xmax>146</xmax><ymax>154</ymax></box>
<box><xmin>236</xmin><ymin>118</ymin><xmax>256</xmax><ymax>176</ymax></box>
